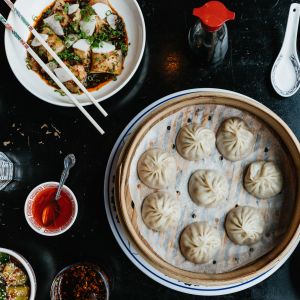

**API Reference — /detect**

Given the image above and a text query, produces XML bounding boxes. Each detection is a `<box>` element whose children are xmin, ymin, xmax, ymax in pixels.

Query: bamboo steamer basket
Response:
<box><xmin>115</xmin><ymin>91</ymin><xmax>300</xmax><ymax>286</ymax></box>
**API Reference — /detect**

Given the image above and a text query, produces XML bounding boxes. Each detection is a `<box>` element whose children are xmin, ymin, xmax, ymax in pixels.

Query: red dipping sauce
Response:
<box><xmin>31</xmin><ymin>186</ymin><xmax>74</xmax><ymax>231</ymax></box>
<box><xmin>25</xmin><ymin>182</ymin><xmax>77</xmax><ymax>236</ymax></box>
<box><xmin>24</xmin><ymin>181</ymin><xmax>78</xmax><ymax>236</ymax></box>
<box><xmin>32</xmin><ymin>187</ymin><xmax>74</xmax><ymax>230</ymax></box>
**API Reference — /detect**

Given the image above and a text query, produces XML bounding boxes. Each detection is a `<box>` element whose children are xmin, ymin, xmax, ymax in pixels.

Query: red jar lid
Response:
<box><xmin>193</xmin><ymin>1</ymin><xmax>235</xmax><ymax>32</ymax></box>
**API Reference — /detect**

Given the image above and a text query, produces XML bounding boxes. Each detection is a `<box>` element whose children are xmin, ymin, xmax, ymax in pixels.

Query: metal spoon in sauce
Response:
<box><xmin>42</xmin><ymin>154</ymin><xmax>76</xmax><ymax>227</ymax></box>
<box><xmin>271</xmin><ymin>3</ymin><xmax>300</xmax><ymax>97</ymax></box>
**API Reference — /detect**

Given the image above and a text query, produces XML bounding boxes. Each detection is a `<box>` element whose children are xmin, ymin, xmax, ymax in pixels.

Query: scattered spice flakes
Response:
<box><xmin>51</xmin><ymin>124</ymin><xmax>62</xmax><ymax>139</ymax></box>
<box><xmin>3</xmin><ymin>141</ymin><xmax>11</xmax><ymax>146</ymax></box>
<box><xmin>41</xmin><ymin>123</ymin><xmax>62</xmax><ymax>139</ymax></box>
<box><xmin>51</xmin><ymin>124</ymin><xmax>61</xmax><ymax>135</ymax></box>
<box><xmin>54</xmin><ymin>132</ymin><xmax>61</xmax><ymax>138</ymax></box>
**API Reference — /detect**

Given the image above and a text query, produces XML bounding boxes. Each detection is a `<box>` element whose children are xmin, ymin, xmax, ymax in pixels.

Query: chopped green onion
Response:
<box><xmin>64</xmin><ymin>3</ymin><xmax>70</xmax><ymax>14</ymax></box>
<box><xmin>105</xmin><ymin>10</ymin><xmax>112</xmax><ymax>17</ymax></box>
<box><xmin>0</xmin><ymin>253</ymin><xmax>9</xmax><ymax>264</ymax></box>
<box><xmin>25</xmin><ymin>58</ymin><xmax>32</xmax><ymax>70</ymax></box>
<box><xmin>54</xmin><ymin>89</ymin><xmax>66</xmax><ymax>96</ymax></box>
<box><xmin>81</xmin><ymin>5</ymin><xmax>95</xmax><ymax>22</ymax></box>
<box><xmin>58</xmin><ymin>49</ymin><xmax>81</xmax><ymax>62</ymax></box>
<box><xmin>120</xmin><ymin>43</ymin><xmax>128</xmax><ymax>56</ymax></box>
<box><xmin>54</xmin><ymin>14</ymin><xmax>63</xmax><ymax>21</ymax></box>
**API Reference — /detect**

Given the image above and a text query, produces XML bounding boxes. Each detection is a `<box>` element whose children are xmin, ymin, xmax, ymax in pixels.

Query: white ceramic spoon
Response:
<box><xmin>271</xmin><ymin>3</ymin><xmax>300</xmax><ymax>97</ymax></box>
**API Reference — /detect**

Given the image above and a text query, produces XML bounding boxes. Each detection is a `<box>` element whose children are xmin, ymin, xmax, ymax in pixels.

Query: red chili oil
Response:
<box><xmin>51</xmin><ymin>263</ymin><xmax>109</xmax><ymax>300</ymax></box>
<box><xmin>31</xmin><ymin>186</ymin><xmax>73</xmax><ymax>230</ymax></box>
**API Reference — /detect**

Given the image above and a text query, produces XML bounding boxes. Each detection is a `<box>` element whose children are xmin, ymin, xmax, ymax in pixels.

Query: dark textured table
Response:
<box><xmin>1</xmin><ymin>0</ymin><xmax>300</xmax><ymax>299</ymax></box>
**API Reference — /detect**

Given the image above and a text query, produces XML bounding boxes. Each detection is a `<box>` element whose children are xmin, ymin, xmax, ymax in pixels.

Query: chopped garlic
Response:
<box><xmin>72</xmin><ymin>39</ymin><xmax>91</xmax><ymax>52</ymax></box>
<box><xmin>107</xmin><ymin>14</ymin><xmax>117</xmax><ymax>29</ymax></box>
<box><xmin>68</xmin><ymin>4</ymin><xmax>79</xmax><ymax>15</ymax></box>
<box><xmin>31</xmin><ymin>34</ymin><xmax>49</xmax><ymax>47</ymax></box>
<box><xmin>92</xmin><ymin>3</ymin><xmax>111</xmax><ymax>19</ymax></box>
<box><xmin>54</xmin><ymin>68</ymin><xmax>72</xmax><ymax>83</ymax></box>
<box><xmin>46</xmin><ymin>61</ymin><xmax>58</xmax><ymax>71</ymax></box>
<box><xmin>92</xmin><ymin>41</ymin><xmax>115</xmax><ymax>53</ymax></box>
<box><xmin>80</xmin><ymin>15</ymin><xmax>97</xmax><ymax>36</ymax></box>
<box><xmin>44</xmin><ymin>14</ymin><xmax>64</xmax><ymax>36</ymax></box>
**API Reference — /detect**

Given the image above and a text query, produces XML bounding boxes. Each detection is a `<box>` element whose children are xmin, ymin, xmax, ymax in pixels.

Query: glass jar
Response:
<box><xmin>50</xmin><ymin>263</ymin><xmax>110</xmax><ymax>300</ymax></box>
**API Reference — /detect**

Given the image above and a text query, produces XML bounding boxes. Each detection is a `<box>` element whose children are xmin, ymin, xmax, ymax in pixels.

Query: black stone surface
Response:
<box><xmin>0</xmin><ymin>0</ymin><xmax>300</xmax><ymax>299</ymax></box>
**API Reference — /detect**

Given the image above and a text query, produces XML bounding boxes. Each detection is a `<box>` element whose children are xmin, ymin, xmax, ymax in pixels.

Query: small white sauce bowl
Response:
<box><xmin>24</xmin><ymin>181</ymin><xmax>78</xmax><ymax>236</ymax></box>
<box><xmin>0</xmin><ymin>247</ymin><xmax>37</xmax><ymax>300</ymax></box>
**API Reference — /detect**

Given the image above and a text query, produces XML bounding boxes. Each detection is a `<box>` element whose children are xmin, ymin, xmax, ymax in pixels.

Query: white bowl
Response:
<box><xmin>24</xmin><ymin>181</ymin><xmax>78</xmax><ymax>236</ymax></box>
<box><xmin>0</xmin><ymin>247</ymin><xmax>37</xmax><ymax>300</ymax></box>
<box><xmin>4</xmin><ymin>0</ymin><xmax>146</xmax><ymax>107</ymax></box>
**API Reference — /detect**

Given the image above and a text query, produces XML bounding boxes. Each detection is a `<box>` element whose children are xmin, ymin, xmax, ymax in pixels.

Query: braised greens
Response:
<box><xmin>0</xmin><ymin>253</ymin><xmax>30</xmax><ymax>300</ymax></box>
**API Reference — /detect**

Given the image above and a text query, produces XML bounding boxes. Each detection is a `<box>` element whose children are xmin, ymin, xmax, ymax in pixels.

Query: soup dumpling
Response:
<box><xmin>188</xmin><ymin>170</ymin><xmax>228</xmax><ymax>207</ymax></box>
<box><xmin>141</xmin><ymin>191</ymin><xmax>180</xmax><ymax>232</ymax></box>
<box><xmin>180</xmin><ymin>222</ymin><xmax>221</xmax><ymax>264</ymax></box>
<box><xmin>216</xmin><ymin>117</ymin><xmax>255</xmax><ymax>161</ymax></box>
<box><xmin>137</xmin><ymin>148</ymin><xmax>176</xmax><ymax>189</ymax></box>
<box><xmin>176</xmin><ymin>124</ymin><xmax>215</xmax><ymax>161</ymax></box>
<box><xmin>225</xmin><ymin>206</ymin><xmax>265</xmax><ymax>245</ymax></box>
<box><xmin>244</xmin><ymin>161</ymin><xmax>283</xmax><ymax>198</ymax></box>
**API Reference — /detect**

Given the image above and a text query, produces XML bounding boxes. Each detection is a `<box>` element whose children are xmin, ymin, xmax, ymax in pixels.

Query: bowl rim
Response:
<box><xmin>0</xmin><ymin>247</ymin><xmax>37</xmax><ymax>300</ymax></box>
<box><xmin>24</xmin><ymin>181</ymin><xmax>78</xmax><ymax>236</ymax></box>
<box><xmin>116</xmin><ymin>90</ymin><xmax>300</xmax><ymax>286</ymax></box>
<box><xmin>4</xmin><ymin>0</ymin><xmax>146</xmax><ymax>107</ymax></box>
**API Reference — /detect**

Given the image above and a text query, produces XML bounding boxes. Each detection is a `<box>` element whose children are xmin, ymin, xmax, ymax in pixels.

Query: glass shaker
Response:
<box><xmin>0</xmin><ymin>151</ymin><xmax>36</xmax><ymax>193</ymax></box>
<box><xmin>0</xmin><ymin>152</ymin><xmax>13</xmax><ymax>191</ymax></box>
<box><xmin>188</xmin><ymin>1</ymin><xmax>235</xmax><ymax>66</ymax></box>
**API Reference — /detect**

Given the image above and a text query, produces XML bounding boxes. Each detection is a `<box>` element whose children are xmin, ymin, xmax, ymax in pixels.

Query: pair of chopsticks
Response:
<box><xmin>1</xmin><ymin>0</ymin><xmax>107</xmax><ymax>135</ymax></box>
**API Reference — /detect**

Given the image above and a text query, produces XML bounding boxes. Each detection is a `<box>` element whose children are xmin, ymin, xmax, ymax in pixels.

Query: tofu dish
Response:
<box><xmin>26</xmin><ymin>0</ymin><xmax>128</xmax><ymax>94</ymax></box>
<box><xmin>0</xmin><ymin>253</ymin><xmax>30</xmax><ymax>300</ymax></box>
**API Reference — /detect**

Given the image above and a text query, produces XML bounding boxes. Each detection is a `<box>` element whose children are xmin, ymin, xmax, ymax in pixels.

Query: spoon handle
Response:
<box><xmin>281</xmin><ymin>3</ymin><xmax>300</xmax><ymax>55</ymax></box>
<box><xmin>55</xmin><ymin>154</ymin><xmax>76</xmax><ymax>201</ymax></box>
<box><xmin>55</xmin><ymin>167</ymin><xmax>70</xmax><ymax>201</ymax></box>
